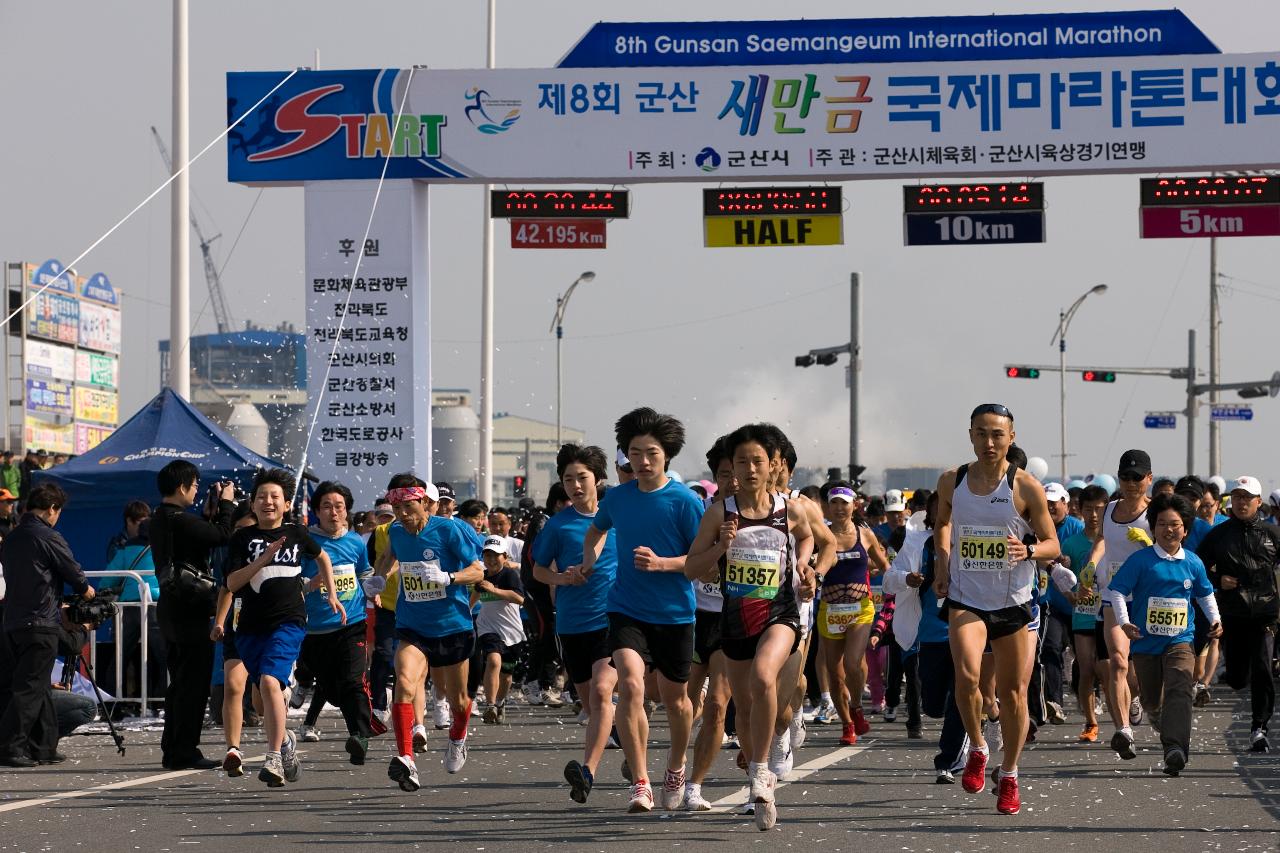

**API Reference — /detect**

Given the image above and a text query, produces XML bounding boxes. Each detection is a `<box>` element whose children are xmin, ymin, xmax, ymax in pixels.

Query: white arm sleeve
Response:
<box><xmin>1108</xmin><ymin>589</ymin><xmax>1131</xmax><ymax>625</ymax></box>
<box><xmin>1197</xmin><ymin>593</ymin><xmax>1221</xmax><ymax>625</ymax></box>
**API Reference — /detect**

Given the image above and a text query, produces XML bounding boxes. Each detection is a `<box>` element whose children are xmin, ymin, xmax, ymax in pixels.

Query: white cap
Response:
<box><xmin>1044</xmin><ymin>482</ymin><xmax>1070</xmax><ymax>503</ymax></box>
<box><xmin>616</xmin><ymin>448</ymin><xmax>631</xmax><ymax>468</ymax></box>
<box><xmin>482</xmin><ymin>535</ymin><xmax>507</xmax><ymax>554</ymax></box>
<box><xmin>423</xmin><ymin>482</ymin><xmax>441</xmax><ymax>502</ymax></box>
<box><xmin>884</xmin><ymin>489</ymin><xmax>906</xmax><ymax>512</ymax></box>
<box><xmin>1229</xmin><ymin>476</ymin><xmax>1262</xmax><ymax>497</ymax></box>
<box><xmin>1270</xmin><ymin>488</ymin><xmax>1280</xmax><ymax>508</ymax></box>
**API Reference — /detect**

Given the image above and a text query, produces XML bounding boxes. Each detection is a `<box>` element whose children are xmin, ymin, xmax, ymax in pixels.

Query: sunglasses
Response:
<box><xmin>1117</xmin><ymin>471</ymin><xmax>1148</xmax><ymax>482</ymax></box>
<box><xmin>970</xmin><ymin>403</ymin><xmax>1014</xmax><ymax>421</ymax></box>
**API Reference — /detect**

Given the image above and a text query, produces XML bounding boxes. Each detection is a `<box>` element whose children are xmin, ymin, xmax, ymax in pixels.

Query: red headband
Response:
<box><xmin>386</xmin><ymin>486</ymin><xmax>427</xmax><ymax>504</ymax></box>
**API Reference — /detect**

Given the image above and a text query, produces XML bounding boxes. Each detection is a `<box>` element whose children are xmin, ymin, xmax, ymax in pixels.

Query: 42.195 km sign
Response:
<box><xmin>510</xmin><ymin>220</ymin><xmax>607</xmax><ymax>249</ymax></box>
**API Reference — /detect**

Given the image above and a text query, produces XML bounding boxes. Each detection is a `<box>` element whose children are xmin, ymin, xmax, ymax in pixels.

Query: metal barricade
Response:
<box><xmin>81</xmin><ymin>570</ymin><xmax>158</xmax><ymax>716</ymax></box>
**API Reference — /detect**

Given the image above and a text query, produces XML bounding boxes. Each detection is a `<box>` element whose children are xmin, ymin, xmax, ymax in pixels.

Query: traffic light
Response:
<box><xmin>815</xmin><ymin>352</ymin><xmax>839</xmax><ymax>366</ymax></box>
<box><xmin>795</xmin><ymin>354</ymin><xmax>815</xmax><ymax>367</ymax></box>
<box><xmin>1081</xmin><ymin>370</ymin><xmax>1116</xmax><ymax>383</ymax></box>
<box><xmin>1006</xmin><ymin>366</ymin><xmax>1040</xmax><ymax>379</ymax></box>
<box><xmin>1238</xmin><ymin>386</ymin><xmax>1269</xmax><ymax>399</ymax></box>
<box><xmin>512</xmin><ymin>475</ymin><xmax>527</xmax><ymax>497</ymax></box>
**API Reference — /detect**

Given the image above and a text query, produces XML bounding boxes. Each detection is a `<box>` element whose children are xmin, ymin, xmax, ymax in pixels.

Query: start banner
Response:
<box><xmin>229</xmin><ymin>52</ymin><xmax>1280</xmax><ymax>185</ymax></box>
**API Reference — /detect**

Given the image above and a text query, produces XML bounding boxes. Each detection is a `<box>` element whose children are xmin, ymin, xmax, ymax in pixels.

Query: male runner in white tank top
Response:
<box><xmin>933</xmin><ymin>404</ymin><xmax>1060</xmax><ymax>815</ymax></box>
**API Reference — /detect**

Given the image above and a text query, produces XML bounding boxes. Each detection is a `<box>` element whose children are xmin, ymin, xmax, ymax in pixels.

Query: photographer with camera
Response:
<box><xmin>0</xmin><ymin>482</ymin><xmax>92</xmax><ymax>767</ymax></box>
<box><xmin>150</xmin><ymin>460</ymin><xmax>237</xmax><ymax>770</ymax></box>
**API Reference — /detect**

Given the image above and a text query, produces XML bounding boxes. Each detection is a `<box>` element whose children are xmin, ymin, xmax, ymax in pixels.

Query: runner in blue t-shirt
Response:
<box><xmin>297</xmin><ymin>481</ymin><xmax>377</xmax><ymax>766</ymax></box>
<box><xmin>581</xmin><ymin>408</ymin><xmax>704</xmax><ymax>815</ymax></box>
<box><xmin>1107</xmin><ymin>493</ymin><xmax>1221</xmax><ymax>776</ymax></box>
<box><xmin>373</xmin><ymin>476</ymin><xmax>483</xmax><ymax>793</ymax></box>
<box><xmin>532</xmin><ymin>443</ymin><xmax>619</xmax><ymax>806</ymax></box>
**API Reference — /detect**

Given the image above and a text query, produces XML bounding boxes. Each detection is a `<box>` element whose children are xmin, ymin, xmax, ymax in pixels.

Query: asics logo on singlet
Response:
<box><xmin>989</xmin><ymin>497</ymin><xmax>1010</xmax><ymax>504</ymax></box>
<box><xmin>423</xmin><ymin>549</ymin><xmax>436</xmax><ymax>560</ymax></box>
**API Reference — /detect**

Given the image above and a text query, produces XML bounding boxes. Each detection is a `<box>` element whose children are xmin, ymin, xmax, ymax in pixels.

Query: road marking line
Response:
<box><xmin>706</xmin><ymin>740</ymin><xmax>874</xmax><ymax>812</ymax></box>
<box><xmin>0</xmin><ymin>754</ymin><xmax>269</xmax><ymax>814</ymax></box>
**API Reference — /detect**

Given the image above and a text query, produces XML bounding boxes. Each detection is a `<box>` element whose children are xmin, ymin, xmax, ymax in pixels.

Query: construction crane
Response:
<box><xmin>150</xmin><ymin>126</ymin><xmax>236</xmax><ymax>334</ymax></box>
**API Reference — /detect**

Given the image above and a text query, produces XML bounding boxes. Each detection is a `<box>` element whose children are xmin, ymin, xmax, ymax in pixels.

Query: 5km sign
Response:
<box><xmin>1139</xmin><ymin>176</ymin><xmax>1280</xmax><ymax>238</ymax></box>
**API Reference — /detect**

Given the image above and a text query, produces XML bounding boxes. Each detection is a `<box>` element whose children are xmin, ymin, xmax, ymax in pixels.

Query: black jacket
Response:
<box><xmin>0</xmin><ymin>513</ymin><xmax>89</xmax><ymax>632</ymax></box>
<box><xmin>150</xmin><ymin>499</ymin><xmax>236</xmax><ymax>643</ymax></box>
<box><xmin>1196</xmin><ymin>514</ymin><xmax>1280</xmax><ymax>621</ymax></box>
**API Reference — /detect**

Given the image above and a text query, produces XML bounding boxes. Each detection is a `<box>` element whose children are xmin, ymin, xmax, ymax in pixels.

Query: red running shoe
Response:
<box><xmin>961</xmin><ymin>749</ymin><xmax>988</xmax><ymax>794</ymax></box>
<box><xmin>996</xmin><ymin>773</ymin><xmax>1021</xmax><ymax>814</ymax></box>
<box><xmin>852</xmin><ymin>707</ymin><xmax>871</xmax><ymax>736</ymax></box>
<box><xmin>839</xmin><ymin>722</ymin><xmax>858</xmax><ymax>745</ymax></box>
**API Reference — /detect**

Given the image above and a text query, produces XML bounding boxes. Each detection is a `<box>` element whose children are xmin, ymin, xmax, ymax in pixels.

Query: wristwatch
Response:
<box><xmin>1026</xmin><ymin>542</ymin><xmax>1037</xmax><ymax>560</ymax></box>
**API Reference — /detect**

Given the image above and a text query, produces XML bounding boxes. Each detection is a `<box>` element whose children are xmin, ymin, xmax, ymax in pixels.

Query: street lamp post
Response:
<box><xmin>1050</xmin><ymin>283</ymin><xmax>1108</xmax><ymax>482</ymax></box>
<box><xmin>550</xmin><ymin>271</ymin><xmax>596</xmax><ymax>448</ymax></box>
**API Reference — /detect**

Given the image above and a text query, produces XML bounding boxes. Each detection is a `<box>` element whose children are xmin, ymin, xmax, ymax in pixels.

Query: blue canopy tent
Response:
<box><xmin>32</xmin><ymin>388</ymin><xmax>283</xmax><ymax>570</ymax></box>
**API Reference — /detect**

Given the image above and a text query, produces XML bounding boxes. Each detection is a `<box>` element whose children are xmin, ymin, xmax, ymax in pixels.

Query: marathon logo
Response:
<box><xmin>248</xmin><ymin>85</ymin><xmax>446</xmax><ymax>163</ymax></box>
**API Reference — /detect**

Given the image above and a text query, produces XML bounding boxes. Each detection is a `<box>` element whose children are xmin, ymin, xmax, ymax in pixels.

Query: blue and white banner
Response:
<box><xmin>557</xmin><ymin>11</ymin><xmax>1219</xmax><ymax>68</ymax></box>
<box><xmin>228</xmin><ymin>50</ymin><xmax>1280</xmax><ymax>185</ymax></box>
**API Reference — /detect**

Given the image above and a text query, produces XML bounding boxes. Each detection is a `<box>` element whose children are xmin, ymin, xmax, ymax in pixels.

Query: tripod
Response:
<box><xmin>60</xmin><ymin>650</ymin><xmax>126</xmax><ymax>756</ymax></box>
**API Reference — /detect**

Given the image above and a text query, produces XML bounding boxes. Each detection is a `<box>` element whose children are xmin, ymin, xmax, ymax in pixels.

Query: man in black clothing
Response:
<box><xmin>0</xmin><ymin>482</ymin><xmax>92</xmax><ymax>767</ymax></box>
<box><xmin>1195</xmin><ymin>475</ymin><xmax>1280</xmax><ymax>753</ymax></box>
<box><xmin>17</xmin><ymin>450</ymin><xmax>41</xmax><ymax>511</ymax></box>
<box><xmin>149</xmin><ymin>460</ymin><xmax>237</xmax><ymax>770</ymax></box>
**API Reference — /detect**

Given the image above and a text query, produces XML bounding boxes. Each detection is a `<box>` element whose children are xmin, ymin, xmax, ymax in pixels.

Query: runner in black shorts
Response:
<box><xmin>687</xmin><ymin>424</ymin><xmax>819</xmax><ymax>831</ymax></box>
<box><xmin>582</xmin><ymin>408</ymin><xmax>704</xmax><ymax>814</ymax></box>
<box><xmin>532</xmin><ymin>444</ymin><xmax>620</xmax><ymax>805</ymax></box>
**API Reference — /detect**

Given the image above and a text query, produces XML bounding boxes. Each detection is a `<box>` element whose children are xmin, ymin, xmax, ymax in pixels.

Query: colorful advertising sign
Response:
<box><xmin>26</xmin><ymin>260</ymin><xmax>77</xmax><ymax>296</ymax></box>
<box><xmin>74</xmin><ymin>422</ymin><xmax>115</xmax><ymax>454</ymax></box>
<box><xmin>73</xmin><ymin>386</ymin><xmax>118</xmax><ymax>424</ymax></box>
<box><xmin>25</xmin><ymin>379</ymin><xmax>73</xmax><ymax>417</ymax></box>
<box><xmin>25</xmin><ymin>340</ymin><xmax>76</xmax><ymax>383</ymax></box>
<box><xmin>80</xmin><ymin>272</ymin><xmax>119</xmax><ymax>306</ymax></box>
<box><xmin>229</xmin><ymin>52</ymin><xmax>1280</xmax><ymax>185</ymax></box>
<box><xmin>23</xmin><ymin>420</ymin><xmax>74</xmax><ymax>455</ymax></box>
<box><xmin>78</xmin><ymin>299</ymin><xmax>122</xmax><ymax>354</ymax></box>
<box><xmin>75</xmin><ymin>351</ymin><xmax>119</xmax><ymax>388</ymax></box>
<box><xmin>27</xmin><ymin>291</ymin><xmax>79</xmax><ymax>344</ymax></box>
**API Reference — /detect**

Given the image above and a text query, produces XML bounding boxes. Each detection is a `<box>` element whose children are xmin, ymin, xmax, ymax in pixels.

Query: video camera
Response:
<box><xmin>64</xmin><ymin>588</ymin><xmax>119</xmax><ymax>630</ymax></box>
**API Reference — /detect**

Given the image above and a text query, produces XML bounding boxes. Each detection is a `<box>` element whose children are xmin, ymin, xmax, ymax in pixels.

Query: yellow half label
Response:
<box><xmin>704</xmin><ymin>214</ymin><xmax>843</xmax><ymax>248</ymax></box>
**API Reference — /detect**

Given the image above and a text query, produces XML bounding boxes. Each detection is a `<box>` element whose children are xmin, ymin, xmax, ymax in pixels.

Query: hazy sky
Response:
<box><xmin>2</xmin><ymin>0</ymin><xmax>1278</xmax><ymax>491</ymax></box>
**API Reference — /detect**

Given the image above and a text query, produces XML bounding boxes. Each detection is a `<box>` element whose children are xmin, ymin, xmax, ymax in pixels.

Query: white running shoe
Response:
<box><xmin>749</xmin><ymin>764</ymin><xmax>777</xmax><ymax>830</ymax></box>
<box><xmin>1129</xmin><ymin>697</ymin><xmax>1145</xmax><ymax>726</ymax></box>
<box><xmin>660</xmin><ymin>765</ymin><xmax>687</xmax><ymax>810</ymax></box>
<box><xmin>280</xmin><ymin>730</ymin><xmax>300</xmax><ymax>783</ymax></box>
<box><xmin>222</xmin><ymin>746</ymin><xmax>244</xmax><ymax>777</ymax></box>
<box><xmin>258</xmin><ymin>752</ymin><xmax>285</xmax><ymax>788</ymax></box>
<box><xmin>289</xmin><ymin>683</ymin><xmax>308</xmax><ymax>710</ymax></box>
<box><xmin>433</xmin><ymin>700</ymin><xmax>451</xmax><ymax>730</ymax></box>
<box><xmin>627</xmin><ymin>780</ymin><xmax>654</xmax><ymax>813</ymax></box>
<box><xmin>544</xmin><ymin>687</ymin><xmax>566</xmax><ymax>708</ymax></box>
<box><xmin>983</xmin><ymin>716</ymin><xmax>1004</xmax><ymax>754</ymax></box>
<box><xmin>299</xmin><ymin>724</ymin><xmax>321</xmax><ymax>743</ymax></box>
<box><xmin>412</xmin><ymin>724</ymin><xmax>428</xmax><ymax>754</ymax></box>
<box><xmin>789</xmin><ymin>712</ymin><xmax>807</xmax><ymax>749</ymax></box>
<box><xmin>522</xmin><ymin>681</ymin><xmax>545</xmax><ymax>706</ymax></box>
<box><xmin>768</xmin><ymin>729</ymin><xmax>793</xmax><ymax>780</ymax></box>
<box><xmin>445</xmin><ymin>738</ymin><xmax>468</xmax><ymax>773</ymax></box>
<box><xmin>470</xmin><ymin>701</ymin><xmax>483</xmax><ymax>718</ymax></box>
<box><xmin>683</xmin><ymin>782</ymin><xmax>712</xmax><ymax>811</ymax></box>
<box><xmin>388</xmin><ymin>754</ymin><xmax>420</xmax><ymax>792</ymax></box>
<box><xmin>812</xmin><ymin>699</ymin><xmax>837</xmax><ymax>724</ymax></box>
<box><xmin>575</xmin><ymin>708</ymin><xmax>590</xmax><ymax>726</ymax></box>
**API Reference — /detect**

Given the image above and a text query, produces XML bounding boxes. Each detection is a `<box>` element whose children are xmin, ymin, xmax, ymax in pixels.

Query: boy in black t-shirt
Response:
<box><xmin>225</xmin><ymin>469</ymin><xmax>342</xmax><ymax>787</ymax></box>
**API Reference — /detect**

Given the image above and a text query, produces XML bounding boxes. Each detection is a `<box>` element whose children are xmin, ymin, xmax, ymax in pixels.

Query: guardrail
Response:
<box><xmin>81</xmin><ymin>570</ymin><xmax>158</xmax><ymax>716</ymax></box>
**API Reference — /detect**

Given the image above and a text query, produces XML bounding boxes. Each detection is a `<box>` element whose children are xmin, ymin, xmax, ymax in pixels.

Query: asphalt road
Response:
<box><xmin>0</xmin><ymin>689</ymin><xmax>1276</xmax><ymax>852</ymax></box>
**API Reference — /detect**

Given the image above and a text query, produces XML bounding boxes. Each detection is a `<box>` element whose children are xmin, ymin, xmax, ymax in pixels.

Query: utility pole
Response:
<box><xmin>169</xmin><ymin>0</ymin><xmax>190</xmax><ymax>398</ymax></box>
<box><xmin>794</xmin><ymin>273</ymin><xmax>863</xmax><ymax>485</ymax></box>
<box><xmin>1186</xmin><ymin>328</ymin><xmax>1197</xmax><ymax>475</ymax></box>
<box><xmin>1208</xmin><ymin>237</ymin><xmax>1221</xmax><ymax>476</ymax></box>
<box><xmin>849</xmin><ymin>272</ymin><xmax>861</xmax><ymax>480</ymax></box>
<box><xmin>478</xmin><ymin>0</ymin><xmax>496</xmax><ymax>504</ymax></box>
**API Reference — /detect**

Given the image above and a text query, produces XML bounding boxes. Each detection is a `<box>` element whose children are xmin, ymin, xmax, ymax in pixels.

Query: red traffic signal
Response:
<box><xmin>1006</xmin><ymin>366</ymin><xmax>1040</xmax><ymax>378</ymax></box>
<box><xmin>1081</xmin><ymin>370</ymin><xmax>1116</xmax><ymax>383</ymax></box>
